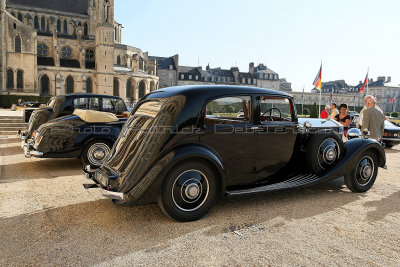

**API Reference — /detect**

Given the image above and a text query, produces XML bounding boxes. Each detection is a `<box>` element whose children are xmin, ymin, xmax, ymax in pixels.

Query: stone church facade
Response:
<box><xmin>0</xmin><ymin>0</ymin><xmax>158</xmax><ymax>101</ymax></box>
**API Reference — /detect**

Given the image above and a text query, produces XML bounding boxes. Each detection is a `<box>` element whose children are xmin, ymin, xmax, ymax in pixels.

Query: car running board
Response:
<box><xmin>226</xmin><ymin>173</ymin><xmax>320</xmax><ymax>196</ymax></box>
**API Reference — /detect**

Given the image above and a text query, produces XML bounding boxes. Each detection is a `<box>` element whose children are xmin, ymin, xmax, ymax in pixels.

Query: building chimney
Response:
<box><xmin>387</xmin><ymin>76</ymin><xmax>391</xmax><ymax>83</ymax></box>
<box><xmin>249</xmin><ymin>62</ymin><xmax>255</xmax><ymax>74</ymax></box>
<box><xmin>206</xmin><ymin>63</ymin><xmax>210</xmax><ymax>71</ymax></box>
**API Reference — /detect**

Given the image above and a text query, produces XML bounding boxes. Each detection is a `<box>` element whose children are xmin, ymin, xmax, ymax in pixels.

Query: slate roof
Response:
<box><xmin>148</xmin><ymin>56</ymin><xmax>176</xmax><ymax>70</ymax></box>
<box><xmin>8</xmin><ymin>0</ymin><xmax>89</xmax><ymax>15</ymax></box>
<box><xmin>321</xmin><ymin>80</ymin><xmax>351</xmax><ymax>92</ymax></box>
<box><xmin>206</xmin><ymin>68</ymin><xmax>234</xmax><ymax>78</ymax></box>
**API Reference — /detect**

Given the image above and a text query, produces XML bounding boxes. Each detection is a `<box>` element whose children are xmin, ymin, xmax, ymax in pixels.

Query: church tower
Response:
<box><xmin>94</xmin><ymin>0</ymin><xmax>115</xmax><ymax>95</ymax></box>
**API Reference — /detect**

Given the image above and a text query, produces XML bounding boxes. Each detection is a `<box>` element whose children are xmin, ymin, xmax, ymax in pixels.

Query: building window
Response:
<box><xmin>169</xmin><ymin>65</ymin><xmax>173</xmax><ymax>70</ymax></box>
<box><xmin>248</xmin><ymin>78</ymin><xmax>251</xmax><ymax>84</ymax></box>
<box><xmin>66</xmin><ymin>76</ymin><xmax>74</xmax><ymax>94</ymax></box>
<box><xmin>17</xmin><ymin>70</ymin><xmax>23</xmax><ymax>89</ymax></box>
<box><xmin>253</xmin><ymin>79</ymin><xmax>257</xmax><ymax>85</ymax></box>
<box><xmin>37</xmin><ymin>43</ymin><xmax>48</xmax><ymax>56</ymax></box>
<box><xmin>40</xmin><ymin>17</ymin><xmax>45</xmax><ymax>32</ymax></box>
<box><xmin>40</xmin><ymin>74</ymin><xmax>50</xmax><ymax>95</ymax></box>
<box><xmin>169</xmin><ymin>80</ymin><xmax>173</xmax><ymax>86</ymax></box>
<box><xmin>242</xmin><ymin>78</ymin><xmax>245</xmax><ymax>84</ymax></box>
<box><xmin>63</xmin><ymin>20</ymin><xmax>68</xmax><ymax>34</ymax></box>
<box><xmin>181</xmin><ymin>74</ymin><xmax>184</xmax><ymax>79</ymax></box>
<box><xmin>6</xmin><ymin>69</ymin><xmax>14</xmax><ymax>89</ymax></box>
<box><xmin>116</xmin><ymin>55</ymin><xmax>121</xmax><ymax>65</ymax></box>
<box><xmin>169</xmin><ymin>73</ymin><xmax>173</xmax><ymax>79</ymax></box>
<box><xmin>61</xmin><ymin>46</ymin><xmax>72</xmax><ymax>58</ymax></box>
<box><xmin>57</xmin><ymin>19</ymin><xmax>61</xmax><ymax>32</ymax></box>
<box><xmin>86</xmin><ymin>77</ymin><xmax>93</xmax><ymax>93</ymax></box>
<box><xmin>85</xmin><ymin>49</ymin><xmax>95</xmax><ymax>61</ymax></box>
<box><xmin>113</xmin><ymin>78</ymin><xmax>119</xmax><ymax>96</ymax></box>
<box><xmin>15</xmin><ymin>36</ymin><xmax>21</xmax><ymax>53</ymax></box>
<box><xmin>195</xmin><ymin>75</ymin><xmax>199</xmax><ymax>80</ymax></box>
<box><xmin>17</xmin><ymin>13</ymin><xmax>23</xmax><ymax>22</ymax></box>
<box><xmin>189</xmin><ymin>75</ymin><xmax>192</xmax><ymax>80</ymax></box>
<box><xmin>34</xmin><ymin>16</ymin><xmax>39</xmax><ymax>29</ymax></box>
<box><xmin>84</xmin><ymin>23</ymin><xmax>88</xmax><ymax>36</ymax></box>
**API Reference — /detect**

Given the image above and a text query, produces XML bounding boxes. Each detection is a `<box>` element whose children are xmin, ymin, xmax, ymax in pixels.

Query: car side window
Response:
<box><xmin>205</xmin><ymin>96</ymin><xmax>251</xmax><ymax>126</ymax></box>
<box><xmin>73</xmin><ymin>98</ymin><xmax>89</xmax><ymax>109</ymax></box>
<box><xmin>260</xmin><ymin>96</ymin><xmax>293</xmax><ymax>123</ymax></box>
<box><xmin>102</xmin><ymin>98</ymin><xmax>126</xmax><ymax>114</ymax></box>
<box><xmin>89</xmin><ymin>98</ymin><xmax>100</xmax><ymax>111</ymax></box>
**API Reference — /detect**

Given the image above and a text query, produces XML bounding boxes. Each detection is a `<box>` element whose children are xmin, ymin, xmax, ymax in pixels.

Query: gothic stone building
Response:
<box><xmin>0</xmin><ymin>0</ymin><xmax>158</xmax><ymax>101</ymax></box>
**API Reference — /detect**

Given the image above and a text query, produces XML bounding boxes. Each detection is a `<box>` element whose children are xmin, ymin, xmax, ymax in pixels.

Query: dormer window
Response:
<box><xmin>181</xmin><ymin>74</ymin><xmax>184</xmax><ymax>79</ymax></box>
<box><xmin>195</xmin><ymin>75</ymin><xmax>199</xmax><ymax>80</ymax></box>
<box><xmin>169</xmin><ymin>65</ymin><xmax>173</xmax><ymax>70</ymax></box>
<box><xmin>189</xmin><ymin>75</ymin><xmax>192</xmax><ymax>80</ymax></box>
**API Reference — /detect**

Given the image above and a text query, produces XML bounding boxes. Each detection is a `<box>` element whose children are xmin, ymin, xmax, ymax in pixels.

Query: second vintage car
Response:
<box><xmin>84</xmin><ymin>85</ymin><xmax>386</xmax><ymax>222</ymax></box>
<box><xmin>24</xmin><ymin>109</ymin><xmax>127</xmax><ymax>168</ymax></box>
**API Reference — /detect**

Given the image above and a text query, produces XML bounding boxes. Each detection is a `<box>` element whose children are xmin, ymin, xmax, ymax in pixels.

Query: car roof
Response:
<box><xmin>56</xmin><ymin>93</ymin><xmax>122</xmax><ymax>99</ymax></box>
<box><xmin>146</xmin><ymin>85</ymin><xmax>293</xmax><ymax>99</ymax></box>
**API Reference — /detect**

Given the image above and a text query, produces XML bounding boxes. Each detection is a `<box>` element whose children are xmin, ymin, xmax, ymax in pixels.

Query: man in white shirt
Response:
<box><xmin>357</xmin><ymin>95</ymin><xmax>384</xmax><ymax>129</ymax></box>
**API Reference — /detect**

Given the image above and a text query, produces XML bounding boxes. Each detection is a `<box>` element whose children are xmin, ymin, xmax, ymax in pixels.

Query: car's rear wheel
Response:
<box><xmin>307</xmin><ymin>132</ymin><xmax>344</xmax><ymax>174</ymax></box>
<box><xmin>344</xmin><ymin>151</ymin><xmax>378</xmax><ymax>192</ymax></box>
<box><xmin>82</xmin><ymin>139</ymin><xmax>112</xmax><ymax>168</ymax></box>
<box><xmin>158</xmin><ymin>160</ymin><xmax>218</xmax><ymax>222</ymax></box>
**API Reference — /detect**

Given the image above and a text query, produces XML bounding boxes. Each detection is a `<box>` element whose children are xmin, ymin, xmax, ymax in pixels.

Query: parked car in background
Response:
<box><xmin>20</xmin><ymin>93</ymin><xmax>128</xmax><ymax>141</ymax></box>
<box><xmin>84</xmin><ymin>85</ymin><xmax>386</xmax><ymax>222</ymax></box>
<box><xmin>23</xmin><ymin>109</ymin><xmax>127</xmax><ymax>168</ymax></box>
<box><xmin>382</xmin><ymin>120</ymin><xmax>400</xmax><ymax>148</ymax></box>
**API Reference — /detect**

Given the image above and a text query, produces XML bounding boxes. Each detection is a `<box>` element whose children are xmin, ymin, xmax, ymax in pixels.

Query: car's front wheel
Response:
<box><xmin>82</xmin><ymin>139</ymin><xmax>112</xmax><ymax>168</ymax></box>
<box><xmin>344</xmin><ymin>151</ymin><xmax>378</xmax><ymax>192</ymax></box>
<box><xmin>158</xmin><ymin>160</ymin><xmax>218</xmax><ymax>222</ymax></box>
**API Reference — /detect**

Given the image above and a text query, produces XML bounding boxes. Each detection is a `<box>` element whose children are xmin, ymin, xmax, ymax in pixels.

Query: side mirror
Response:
<box><xmin>347</xmin><ymin>128</ymin><xmax>361</xmax><ymax>140</ymax></box>
<box><xmin>363</xmin><ymin>128</ymin><xmax>370</xmax><ymax>139</ymax></box>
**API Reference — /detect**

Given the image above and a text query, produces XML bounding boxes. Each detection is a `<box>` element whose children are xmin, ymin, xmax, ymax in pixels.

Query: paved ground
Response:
<box><xmin>0</xmin><ymin>134</ymin><xmax>399</xmax><ymax>266</ymax></box>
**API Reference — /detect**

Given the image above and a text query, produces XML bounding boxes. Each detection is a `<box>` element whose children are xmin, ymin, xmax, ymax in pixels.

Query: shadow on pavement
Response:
<box><xmin>0</xmin><ymin>178</ymin><xmax>364</xmax><ymax>266</ymax></box>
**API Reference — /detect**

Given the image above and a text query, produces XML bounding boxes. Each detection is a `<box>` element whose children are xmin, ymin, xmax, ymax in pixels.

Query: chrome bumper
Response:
<box><xmin>83</xmin><ymin>165</ymin><xmax>124</xmax><ymax>201</ymax></box>
<box><xmin>22</xmin><ymin>141</ymin><xmax>44</xmax><ymax>158</ymax></box>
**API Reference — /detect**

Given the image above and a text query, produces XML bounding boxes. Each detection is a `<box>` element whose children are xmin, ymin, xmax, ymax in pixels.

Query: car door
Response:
<box><xmin>199</xmin><ymin>95</ymin><xmax>259</xmax><ymax>186</ymax></box>
<box><xmin>253</xmin><ymin>95</ymin><xmax>298</xmax><ymax>179</ymax></box>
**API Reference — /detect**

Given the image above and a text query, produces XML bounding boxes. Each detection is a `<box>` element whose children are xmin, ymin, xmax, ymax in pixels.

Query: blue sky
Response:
<box><xmin>115</xmin><ymin>0</ymin><xmax>400</xmax><ymax>92</ymax></box>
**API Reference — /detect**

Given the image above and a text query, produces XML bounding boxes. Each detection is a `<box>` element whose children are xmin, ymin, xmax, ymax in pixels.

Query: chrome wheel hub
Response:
<box><xmin>172</xmin><ymin>170</ymin><xmax>209</xmax><ymax>212</ymax></box>
<box><xmin>318</xmin><ymin>138</ymin><xmax>341</xmax><ymax>169</ymax></box>
<box><xmin>356</xmin><ymin>156</ymin><xmax>375</xmax><ymax>186</ymax></box>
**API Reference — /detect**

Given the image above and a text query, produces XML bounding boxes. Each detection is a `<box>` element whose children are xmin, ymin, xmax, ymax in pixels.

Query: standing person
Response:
<box><xmin>330</xmin><ymin>103</ymin><xmax>339</xmax><ymax>119</ymax></box>
<box><xmin>362</xmin><ymin>98</ymin><xmax>385</xmax><ymax>141</ymax></box>
<box><xmin>357</xmin><ymin>95</ymin><xmax>384</xmax><ymax>129</ymax></box>
<box><xmin>335</xmin><ymin>103</ymin><xmax>351</xmax><ymax>137</ymax></box>
<box><xmin>320</xmin><ymin>105</ymin><xmax>330</xmax><ymax>119</ymax></box>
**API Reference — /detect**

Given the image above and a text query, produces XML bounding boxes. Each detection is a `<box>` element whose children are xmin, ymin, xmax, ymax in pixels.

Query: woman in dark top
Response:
<box><xmin>335</xmin><ymin>103</ymin><xmax>351</xmax><ymax>135</ymax></box>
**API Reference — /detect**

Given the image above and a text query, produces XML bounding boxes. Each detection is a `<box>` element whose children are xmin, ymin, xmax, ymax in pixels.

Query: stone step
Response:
<box><xmin>0</xmin><ymin>127</ymin><xmax>25</xmax><ymax>131</ymax></box>
<box><xmin>0</xmin><ymin>131</ymin><xmax>18</xmax><ymax>136</ymax></box>
<box><xmin>0</xmin><ymin>123</ymin><xmax>27</xmax><ymax>127</ymax></box>
<box><xmin>0</xmin><ymin>118</ymin><xmax>25</xmax><ymax>123</ymax></box>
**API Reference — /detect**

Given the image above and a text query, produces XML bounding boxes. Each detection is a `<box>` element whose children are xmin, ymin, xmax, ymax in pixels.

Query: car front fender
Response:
<box><xmin>319</xmin><ymin>138</ymin><xmax>386</xmax><ymax>181</ymax></box>
<box><xmin>123</xmin><ymin>144</ymin><xmax>226</xmax><ymax>205</ymax></box>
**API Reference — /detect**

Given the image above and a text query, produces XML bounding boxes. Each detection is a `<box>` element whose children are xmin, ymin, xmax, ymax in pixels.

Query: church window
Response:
<box><xmin>17</xmin><ymin>70</ymin><xmax>23</xmax><ymax>89</ymax></box>
<box><xmin>40</xmin><ymin>17</ymin><xmax>45</xmax><ymax>32</ymax></box>
<box><xmin>66</xmin><ymin>76</ymin><xmax>74</xmax><ymax>94</ymax></box>
<box><xmin>7</xmin><ymin>69</ymin><xmax>14</xmax><ymax>89</ymax></box>
<box><xmin>37</xmin><ymin>43</ymin><xmax>49</xmax><ymax>56</ymax></box>
<box><xmin>85</xmin><ymin>49</ymin><xmax>95</xmax><ymax>61</ymax></box>
<box><xmin>61</xmin><ymin>46</ymin><xmax>72</xmax><ymax>58</ymax></box>
<box><xmin>84</xmin><ymin>23</ymin><xmax>88</xmax><ymax>36</ymax></box>
<box><xmin>15</xmin><ymin>36</ymin><xmax>21</xmax><ymax>53</ymax></box>
<box><xmin>63</xmin><ymin>20</ymin><xmax>68</xmax><ymax>34</ymax></box>
<box><xmin>57</xmin><ymin>19</ymin><xmax>61</xmax><ymax>32</ymax></box>
<box><xmin>18</xmin><ymin>13</ymin><xmax>23</xmax><ymax>22</ymax></box>
<box><xmin>34</xmin><ymin>16</ymin><xmax>39</xmax><ymax>29</ymax></box>
<box><xmin>116</xmin><ymin>55</ymin><xmax>121</xmax><ymax>65</ymax></box>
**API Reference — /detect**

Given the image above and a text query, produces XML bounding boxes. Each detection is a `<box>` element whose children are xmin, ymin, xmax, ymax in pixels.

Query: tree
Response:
<box><xmin>310</xmin><ymin>103</ymin><xmax>319</xmax><ymax>118</ymax></box>
<box><xmin>303</xmin><ymin>108</ymin><xmax>310</xmax><ymax>116</ymax></box>
<box><xmin>391</xmin><ymin>112</ymin><xmax>399</xmax><ymax>118</ymax></box>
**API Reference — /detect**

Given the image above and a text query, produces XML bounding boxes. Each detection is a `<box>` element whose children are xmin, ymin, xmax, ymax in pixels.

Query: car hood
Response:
<box><xmin>97</xmin><ymin>95</ymin><xmax>187</xmax><ymax>193</ymax></box>
<box><xmin>298</xmin><ymin>118</ymin><xmax>342</xmax><ymax>128</ymax></box>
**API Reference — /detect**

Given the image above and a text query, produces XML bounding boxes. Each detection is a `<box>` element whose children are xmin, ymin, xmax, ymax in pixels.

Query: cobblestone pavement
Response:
<box><xmin>0</xmin><ymin>135</ymin><xmax>399</xmax><ymax>266</ymax></box>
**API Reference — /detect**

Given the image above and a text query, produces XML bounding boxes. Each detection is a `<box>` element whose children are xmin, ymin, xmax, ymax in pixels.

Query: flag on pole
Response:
<box><xmin>359</xmin><ymin>72</ymin><xmax>369</xmax><ymax>93</ymax></box>
<box><xmin>313</xmin><ymin>64</ymin><xmax>322</xmax><ymax>90</ymax></box>
<box><xmin>389</xmin><ymin>97</ymin><xmax>396</xmax><ymax>103</ymax></box>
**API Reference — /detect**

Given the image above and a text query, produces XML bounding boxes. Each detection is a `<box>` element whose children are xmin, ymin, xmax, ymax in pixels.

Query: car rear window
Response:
<box><xmin>133</xmin><ymin>101</ymin><xmax>162</xmax><ymax>117</ymax></box>
<box><xmin>102</xmin><ymin>98</ymin><xmax>127</xmax><ymax>115</ymax></box>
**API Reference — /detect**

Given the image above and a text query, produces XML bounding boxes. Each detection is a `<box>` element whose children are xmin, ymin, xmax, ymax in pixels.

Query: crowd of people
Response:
<box><xmin>319</xmin><ymin>95</ymin><xmax>385</xmax><ymax>142</ymax></box>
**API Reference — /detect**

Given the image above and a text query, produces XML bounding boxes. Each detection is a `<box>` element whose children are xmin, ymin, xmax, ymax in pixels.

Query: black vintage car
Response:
<box><xmin>84</xmin><ymin>86</ymin><xmax>386</xmax><ymax>222</ymax></box>
<box><xmin>21</xmin><ymin>93</ymin><xmax>128</xmax><ymax>140</ymax></box>
<box><xmin>382</xmin><ymin>120</ymin><xmax>400</xmax><ymax>148</ymax></box>
<box><xmin>24</xmin><ymin>110</ymin><xmax>127</xmax><ymax>168</ymax></box>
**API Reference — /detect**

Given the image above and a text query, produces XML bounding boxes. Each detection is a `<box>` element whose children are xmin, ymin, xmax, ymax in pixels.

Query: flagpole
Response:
<box><xmin>319</xmin><ymin>87</ymin><xmax>322</xmax><ymax>119</ymax></box>
<box><xmin>302</xmin><ymin>86</ymin><xmax>304</xmax><ymax>115</ymax></box>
